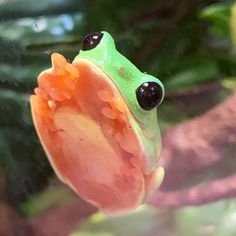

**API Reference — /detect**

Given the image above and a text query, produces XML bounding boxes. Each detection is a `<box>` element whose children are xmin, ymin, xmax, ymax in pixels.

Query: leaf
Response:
<box><xmin>175</xmin><ymin>200</ymin><xmax>236</xmax><ymax>236</ymax></box>
<box><xmin>20</xmin><ymin>185</ymin><xmax>73</xmax><ymax>216</ymax></box>
<box><xmin>200</xmin><ymin>3</ymin><xmax>231</xmax><ymax>20</ymax></box>
<box><xmin>0</xmin><ymin>89</ymin><xmax>30</xmax><ymax>126</ymax></box>
<box><xmin>0</xmin><ymin>64</ymin><xmax>43</xmax><ymax>91</ymax></box>
<box><xmin>164</xmin><ymin>61</ymin><xmax>219</xmax><ymax>91</ymax></box>
<box><xmin>70</xmin><ymin>206</ymin><xmax>174</xmax><ymax>236</ymax></box>
<box><xmin>230</xmin><ymin>2</ymin><xmax>236</xmax><ymax>49</ymax></box>
<box><xmin>0</xmin><ymin>131</ymin><xmax>13</xmax><ymax>167</ymax></box>
<box><xmin>199</xmin><ymin>3</ymin><xmax>231</xmax><ymax>38</ymax></box>
<box><xmin>222</xmin><ymin>77</ymin><xmax>236</xmax><ymax>90</ymax></box>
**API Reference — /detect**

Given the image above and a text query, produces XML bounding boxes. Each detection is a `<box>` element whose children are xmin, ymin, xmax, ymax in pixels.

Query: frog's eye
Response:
<box><xmin>136</xmin><ymin>82</ymin><xmax>163</xmax><ymax>111</ymax></box>
<box><xmin>82</xmin><ymin>32</ymin><xmax>103</xmax><ymax>51</ymax></box>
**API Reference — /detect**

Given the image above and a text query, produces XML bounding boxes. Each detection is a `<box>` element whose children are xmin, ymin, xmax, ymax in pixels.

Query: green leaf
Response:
<box><xmin>20</xmin><ymin>185</ymin><xmax>74</xmax><ymax>216</ymax></box>
<box><xmin>71</xmin><ymin>206</ymin><xmax>174</xmax><ymax>236</ymax></box>
<box><xmin>199</xmin><ymin>3</ymin><xmax>231</xmax><ymax>38</ymax></box>
<box><xmin>164</xmin><ymin>61</ymin><xmax>219</xmax><ymax>91</ymax></box>
<box><xmin>0</xmin><ymin>64</ymin><xmax>43</xmax><ymax>91</ymax></box>
<box><xmin>0</xmin><ymin>89</ymin><xmax>30</xmax><ymax>126</ymax></box>
<box><xmin>200</xmin><ymin>3</ymin><xmax>231</xmax><ymax>20</ymax></box>
<box><xmin>222</xmin><ymin>77</ymin><xmax>236</xmax><ymax>90</ymax></box>
<box><xmin>175</xmin><ymin>200</ymin><xmax>236</xmax><ymax>236</ymax></box>
<box><xmin>0</xmin><ymin>131</ymin><xmax>13</xmax><ymax>166</ymax></box>
<box><xmin>230</xmin><ymin>2</ymin><xmax>236</xmax><ymax>49</ymax></box>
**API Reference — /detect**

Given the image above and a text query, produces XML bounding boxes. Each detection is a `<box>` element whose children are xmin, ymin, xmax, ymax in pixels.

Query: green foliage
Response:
<box><xmin>222</xmin><ymin>77</ymin><xmax>236</xmax><ymax>90</ymax></box>
<box><xmin>71</xmin><ymin>206</ymin><xmax>173</xmax><ymax>236</ymax></box>
<box><xmin>71</xmin><ymin>200</ymin><xmax>236</xmax><ymax>236</ymax></box>
<box><xmin>165</xmin><ymin>60</ymin><xmax>219</xmax><ymax>91</ymax></box>
<box><xmin>199</xmin><ymin>3</ymin><xmax>231</xmax><ymax>38</ymax></box>
<box><xmin>20</xmin><ymin>185</ymin><xmax>74</xmax><ymax>216</ymax></box>
<box><xmin>231</xmin><ymin>2</ymin><xmax>236</xmax><ymax>49</ymax></box>
<box><xmin>175</xmin><ymin>200</ymin><xmax>236</xmax><ymax>236</ymax></box>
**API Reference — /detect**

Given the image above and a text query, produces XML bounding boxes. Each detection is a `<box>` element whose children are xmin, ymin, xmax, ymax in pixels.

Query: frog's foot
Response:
<box><xmin>145</xmin><ymin>166</ymin><xmax>164</xmax><ymax>200</ymax></box>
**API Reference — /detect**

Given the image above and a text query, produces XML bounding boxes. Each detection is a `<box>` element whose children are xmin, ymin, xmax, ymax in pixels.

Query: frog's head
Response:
<box><xmin>30</xmin><ymin>31</ymin><xmax>164</xmax><ymax>215</ymax></box>
<box><xmin>77</xmin><ymin>32</ymin><xmax>164</xmax><ymax>120</ymax></box>
<box><xmin>77</xmin><ymin>31</ymin><xmax>164</xmax><ymax>169</ymax></box>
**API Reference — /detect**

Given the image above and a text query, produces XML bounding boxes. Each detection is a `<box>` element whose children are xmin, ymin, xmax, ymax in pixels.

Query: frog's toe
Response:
<box><xmin>145</xmin><ymin>166</ymin><xmax>164</xmax><ymax>199</ymax></box>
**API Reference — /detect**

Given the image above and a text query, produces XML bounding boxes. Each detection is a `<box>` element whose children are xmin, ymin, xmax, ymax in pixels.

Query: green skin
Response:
<box><xmin>75</xmin><ymin>31</ymin><xmax>164</xmax><ymax>170</ymax></box>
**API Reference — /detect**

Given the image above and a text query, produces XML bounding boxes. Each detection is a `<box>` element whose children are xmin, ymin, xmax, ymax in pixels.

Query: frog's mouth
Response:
<box><xmin>30</xmin><ymin>53</ymin><xmax>157</xmax><ymax>214</ymax></box>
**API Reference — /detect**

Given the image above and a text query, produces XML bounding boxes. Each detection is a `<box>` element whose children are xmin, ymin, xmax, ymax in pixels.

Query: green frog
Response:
<box><xmin>30</xmin><ymin>31</ymin><xmax>165</xmax><ymax>215</ymax></box>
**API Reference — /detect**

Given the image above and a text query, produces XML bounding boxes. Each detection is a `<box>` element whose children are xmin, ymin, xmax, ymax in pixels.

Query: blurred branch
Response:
<box><xmin>30</xmin><ymin>197</ymin><xmax>95</xmax><ymax>236</ymax></box>
<box><xmin>149</xmin><ymin>91</ymin><xmax>236</xmax><ymax>207</ymax></box>
<box><xmin>139</xmin><ymin>0</ymin><xmax>196</xmax><ymax>58</ymax></box>
<box><xmin>129</xmin><ymin>1</ymin><xmax>176</xmax><ymax>25</ymax></box>
<box><xmin>161</xmin><ymin>91</ymin><xmax>236</xmax><ymax>188</ymax></box>
<box><xmin>137</xmin><ymin>0</ymin><xmax>218</xmax><ymax>59</ymax></box>
<box><xmin>150</xmin><ymin>174</ymin><xmax>236</xmax><ymax>208</ymax></box>
<box><xmin>165</xmin><ymin>81</ymin><xmax>222</xmax><ymax>98</ymax></box>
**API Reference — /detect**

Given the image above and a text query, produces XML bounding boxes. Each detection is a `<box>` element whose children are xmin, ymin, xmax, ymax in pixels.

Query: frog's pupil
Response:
<box><xmin>136</xmin><ymin>82</ymin><xmax>163</xmax><ymax>110</ymax></box>
<box><xmin>82</xmin><ymin>32</ymin><xmax>103</xmax><ymax>51</ymax></box>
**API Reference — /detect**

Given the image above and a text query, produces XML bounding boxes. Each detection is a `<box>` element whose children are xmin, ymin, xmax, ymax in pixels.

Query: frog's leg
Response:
<box><xmin>145</xmin><ymin>166</ymin><xmax>165</xmax><ymax>200</ymax></box>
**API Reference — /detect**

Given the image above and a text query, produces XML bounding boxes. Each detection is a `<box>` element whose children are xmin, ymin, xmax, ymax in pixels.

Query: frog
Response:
<box><xmin>30</xmin><ymin>31</ymin><xmax>165</xmax><ymax>215</ymax></box>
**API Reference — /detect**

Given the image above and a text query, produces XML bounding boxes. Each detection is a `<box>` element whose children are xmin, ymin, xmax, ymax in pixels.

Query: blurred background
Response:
<box><xmin>0</xmin><ymin>0</ymin><xmax>236</xmax><ymax>235</ymax></box>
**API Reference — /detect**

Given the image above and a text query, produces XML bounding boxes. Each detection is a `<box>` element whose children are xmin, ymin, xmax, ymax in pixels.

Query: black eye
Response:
<box><xmin>136</xmin><ymin>82</ymin><xmax>163</xmax><ymax>111</ymax></box>
<box><xmin>82</xmin><ymin>32</ymin><xmax>103</xmax><ymax>51</ymax></box>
